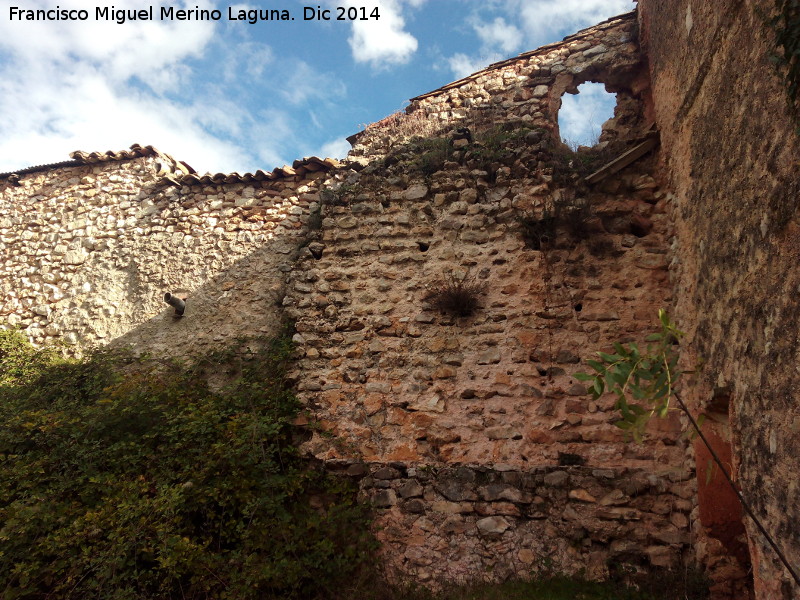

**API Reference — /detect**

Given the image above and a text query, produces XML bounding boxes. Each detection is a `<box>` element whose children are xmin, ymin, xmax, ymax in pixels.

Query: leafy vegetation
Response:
<box><xmin>320</xmin><ymin>182</ymin><xmax>362</xmax><ymax>207</ymax></box>
<box><xmin>575</xmin><ymin>311</ymin><xmax>800</xmax><ymax>587</ymax></box>
<box><xmin>0</xmin><ymin>329</ymin><xmax>375</xmax><ymax>600</ymax></box>
<box><xmin>575</xmin><ymin>309</ymin><xmax>684</xmax><ymax>441</ymax></box>
<box><xmin>519</xmin><ymin>193</ymin><xmax>595</xmax><ymax>251</ymax></box>
<box><xmin>547</xmin><ymin>143</ymin><xmax>615</xmax><ymax>187</ymax></box>
<box><xmin>413</xmin><ymin>136</ymin><xmax>453</xmax><ymax>176</ymax></box>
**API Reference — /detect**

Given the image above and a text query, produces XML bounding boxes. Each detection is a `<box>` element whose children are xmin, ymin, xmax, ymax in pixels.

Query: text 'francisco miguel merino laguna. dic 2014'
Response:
<box><xmin>8</xmin><ymin>5</ymin><xmax>382</xmax><ymax>24</ymax></box>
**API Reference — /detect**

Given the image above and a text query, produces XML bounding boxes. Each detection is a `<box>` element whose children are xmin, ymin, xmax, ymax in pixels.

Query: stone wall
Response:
<box><xmin>0</xmin><ymin>11</ymin><xmax>705</xmax><ymax>590</ymax></box>
<box><xmin>335</xmin><ymin>461</ymin><xmax>694</xmax><ymax>583</ymax></box>
<box><xmin>639</xmin><ymin>0</ymin><xmax>800</xmax><ymax>598</ymax></box>
<box><xmin>282</xmin><ymin>12</ymin><xmax>697</xmax><ymax>583</ymax></box>
<box><xmin>349</xmin><ymin>12</ymin><xmax>649</xmax><ymax>165</ymax></box>
<box><xmin>0</xmin><ymin>147</ymin><xmax>336</xmax><ymax>357</ymax></box>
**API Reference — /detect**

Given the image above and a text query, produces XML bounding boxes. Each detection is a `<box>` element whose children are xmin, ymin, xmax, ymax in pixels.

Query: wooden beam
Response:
<box><xmin>585</xmin><ymin>133</ymin><xmax>660</xmax><ymax>185</ymax></box>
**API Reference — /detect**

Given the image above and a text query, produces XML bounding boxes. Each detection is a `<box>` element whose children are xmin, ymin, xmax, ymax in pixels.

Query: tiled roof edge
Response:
<box><xmin>0</xmin><ymin>143</ymin><xmax>174</xmax><ymax>181</ymax></box>
<box><xmin>0</xmin><ymin>145</ymin><xmax>342</xmax><ymax>187</ymax></box>
<box><xmin>176</xmin><ymin>156</ymin><xmax>342</xmax><ymax>186</ymax></box>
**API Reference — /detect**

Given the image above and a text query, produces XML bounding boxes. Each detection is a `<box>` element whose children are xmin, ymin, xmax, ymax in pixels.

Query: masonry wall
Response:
<box><xmin>0</xmin><ymin>153</ymin><xmax>331</xmax><ymax>358</ymax></box>
<box><xmin>284</xmin><ymin>13</ymin><xmax>697</xmax><ymax>583</ymax></box>
<box><xmin>639</xmin><ymin>1</ymin><xmax>800</xmax><ymax>598</ymax></box>
<box><xmin>0</xmin><ymin>12</ymin><xmax>703</xmax><ymax>589</ymax></box>
<box><xmin>348</xmin><ymin>12</ymin><xmax>649</xmax><ymax>166</ymax></box>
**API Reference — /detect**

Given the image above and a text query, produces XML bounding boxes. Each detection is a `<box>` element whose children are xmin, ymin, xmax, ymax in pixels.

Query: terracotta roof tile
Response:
<box><xmin>68</xmin><ymin>143</ymin><xmax>163</xmax><ymax>164</ymax></box>
<box><xmin>1</xmin><ymin>143</ymin><xmax>341</xmax><ymax>186</ymax></box>
<box><xmin>175</xmin><ymin>157</ymin><xmax>341</xmax><ymax>185</ymax></box>
<box><xmin>0</xmin><ymin>143</ymin><xmax>179</xmax><ymax>181</ymax></box>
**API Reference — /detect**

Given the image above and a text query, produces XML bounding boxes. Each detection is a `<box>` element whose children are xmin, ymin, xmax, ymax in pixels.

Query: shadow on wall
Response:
<box><xmin>109</xmin><ymin>239</ymin><xmax>299</xmax><ymax>358</ymax></box>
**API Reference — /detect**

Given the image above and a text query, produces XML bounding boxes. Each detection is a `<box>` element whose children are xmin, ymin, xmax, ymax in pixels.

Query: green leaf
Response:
<box><xmin>573</xmin><ymin>372</ymin><xmax>595</xmax><ymax>382</ymax></box>
<box><xmin>586</xmin><ymin>359</ymin><xmax>605</xmax><ymax>373</ymax></box>
<box><xmin>598</xmin><ymin>352</ymin><xmax>623</xmax><ymax>363</ymax></box>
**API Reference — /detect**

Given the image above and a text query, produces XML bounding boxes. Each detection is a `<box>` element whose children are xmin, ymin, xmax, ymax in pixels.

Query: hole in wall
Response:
<box><xmin>695</xmin><ymin>388</ymin><xmax>755</xmax><ymax>596</ymax></box>
<box><xmin>573</xmin><ymin>303</ymin><xmax>583</xmax><ymax>312</ymax></box>
<box><xmin>558</xmin><ymin>82</ymin><xmax>617</xmax><ymax>149</ymax></box>
<box><xmin>417</xmin><ymin>241</ymin><xmax>429</xmax><ymax>252</ymax></box>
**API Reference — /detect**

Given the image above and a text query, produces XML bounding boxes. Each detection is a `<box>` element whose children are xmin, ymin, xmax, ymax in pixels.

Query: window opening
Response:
<box><xmin>558</xmin><ymin>82</ymin><xmax>617</xmax><ymax>149</ymax></box>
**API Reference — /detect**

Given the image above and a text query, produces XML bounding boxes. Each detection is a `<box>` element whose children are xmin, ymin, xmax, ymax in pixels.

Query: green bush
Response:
<box><xmin>0</xmin><ymin>330</ymin><xmax>374</xmax><ymax>600</ymax></box>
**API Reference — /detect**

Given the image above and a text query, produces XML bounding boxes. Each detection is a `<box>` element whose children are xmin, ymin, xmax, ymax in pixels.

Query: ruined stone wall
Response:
<box><xmin>283</xmin><ymin>13</ymin><xmax>698</xmax><ymax>583</ymax></box>
<box><xmin>349</xmin><ymin>12</ymin><xmax>649</xmax><ymax>165</ymax></box>
<box><xmin>639</xmin><ymin>1</ymin><xmax>800</xmax><ymax>598</ymax></box>
<box><xmin>0</xmin><ymin>152</ymin><xmax>331</xmax><ymax>357</ymax></box>
<box><xmin>284</xmin><ymin>140</ymin><xmax>695</xmax><ymax>582</ymax></box>
<box><xmin>0</xmin><ymin>12</ymin><xmax>704</xmax><ymax>589</ymax></box>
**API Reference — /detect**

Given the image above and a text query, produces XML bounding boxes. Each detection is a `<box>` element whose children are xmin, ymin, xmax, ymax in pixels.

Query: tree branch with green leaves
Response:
<box><xmin>575</xmin><ymin>309</ymin><xmax>691</xmax><ymax>441</ymax></box>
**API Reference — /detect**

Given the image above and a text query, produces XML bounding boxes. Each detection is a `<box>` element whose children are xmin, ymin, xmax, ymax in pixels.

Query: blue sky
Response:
<box><xmin>0</xmin><ymin>0</ymin><xmax>634</xmax><ymax>174</ymax></box>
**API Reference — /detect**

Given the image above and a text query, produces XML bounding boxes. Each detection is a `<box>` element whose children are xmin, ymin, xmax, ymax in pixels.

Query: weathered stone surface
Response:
<box><xmin>0</xmin><ymin>8</ymin><xmax>707</xmax><ymax>590</ymax></box>
<box><xmin>568</xmin><ymin>489</ymin><xmax>597</xmax><ymax>503</ymax></box>
<box><xmin>404</xmin><ymin>184</ymin><xmax>429</xmax><ymax>200</ymax></box>
<box><xmin>373</xmin><ymin>489</ymin><xmax>398</xmax><ymax>507</ymax></box>
<box><xmin>476</xmin><ymin>516</ymin><xmax>511</xmax><ymax>536</ymax></box>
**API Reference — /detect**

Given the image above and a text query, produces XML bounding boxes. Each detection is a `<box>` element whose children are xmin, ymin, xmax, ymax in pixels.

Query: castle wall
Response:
<box><xmin>348</xmin><ymin>12</ymin><xmax>649</xmax><ymax>165</ymax></box>
<box><xmin>284</xmin><ymin>14</ymin><xmax>696</xmax><ymax>583</ymax></box>
<box><xmin>0</xmin><ymin>11</ymin><xmax>707</xmax><ymax>589</ymax></box>
<box><xmin>0</xmin><ymin>153</ymin><xmax>330</xmax><ymax>357</ymax></box>
<box><xmin>639</xmin><ymin>1</ymin><xmax>800</xmax><ymax>598</ymax></box>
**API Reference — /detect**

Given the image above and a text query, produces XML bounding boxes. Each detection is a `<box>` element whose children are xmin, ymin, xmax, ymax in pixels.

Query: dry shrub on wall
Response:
<box><xmin>369</xmin><ymin>108</ymin><xmax>445</xmax><ymax>143</ymax></box>
<box><xmin>519</xmin><ymin>193</ymin><xmax>594</xmax><ymax>251</ymax></box>
<box><xmin>0</xmin><ymin>329</ymin><xmax>376</xmax><ymax>600</ymax></box>
<box><xmin>520</xmin><ymin>209</ymin><xmax>558</xmax><ymax>250</ymax></box>
<box><xmin>427</xmin><ymin>272</ymin><xmax>486</xmax><ymax>317</ymax></box>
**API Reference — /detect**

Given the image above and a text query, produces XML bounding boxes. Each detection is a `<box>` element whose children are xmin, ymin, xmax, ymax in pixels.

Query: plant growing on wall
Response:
<box><xmin>575</xmin><ymin>309</ymin><xmax>683</xmax><ymax>441</ymax></box>
<box><xmin>426</xmin><ymin>272</ymin><xmax>486</xmax><ymax>317</ymax></box>
<box><xmin>576</xmin><ymin>311</ymin><xmax>800</xmax><ymax>588</ymax></box>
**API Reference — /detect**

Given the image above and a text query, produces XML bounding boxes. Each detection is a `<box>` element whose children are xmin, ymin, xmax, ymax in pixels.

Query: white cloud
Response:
<box><xmin>446</xmin><ymin>14</ymin><xmax>521</xmax><ymax>80</ymax></box>
<box><xmin>448</xmin><ymin>52</ymin><xmax>504</xmax><ymax>80</ymax></box>
<box><xmin>0</xmin><ymin>0</ymin><xmax>217</xmax><ymax>94</ymax></box>
<box><xmin>0</xmin><ymin>0</ymin><xmax>295</xmax><ymax>174</ymax></box>
<box><xmin>318</xmin><ymin>137</ymin><xmax>352</xmax><ymax>160</ymax></box>
<box><xmin>281</xmin><ymin>61</ymin><xmax>347</xmax><ymax>106</ymax></box>
<box><xmin>474</xmin><ymin>17</ymin><xmax>523</xmax><ymax>54</ymax></box>
<box><xmin>511</xmin><ymin>0</ymin><xmax>635</xmax><ymax>46</ymax></box>
<box><xmin>558</xmin><ymin>82</ymin><xmax>616</xmax><ymax>147</ymax></box>
<box><xmin>343</xmin><ymin>0</ymin><xmax>420</xmax><ymax>68</ymax></box>
<box><xmin>446</xmin><ymin>0</ymin><xmax>634</xmax><ymax>86</ymax></box>
<box><xmin>0</xmin><ymin>59</ymin><xmax>252</xmax><ymax>174</ymax></box>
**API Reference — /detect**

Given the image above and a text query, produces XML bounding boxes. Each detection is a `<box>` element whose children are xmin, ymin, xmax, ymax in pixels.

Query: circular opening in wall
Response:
<box><xmin>558</xmin><ymin>82</ymin><xmax>617</xmax><ymax>149</ymax></box>
<box><xmin>573</xmin><ymin>303</ymin><xmax>583</xmax><ymax>312</ymax></box>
